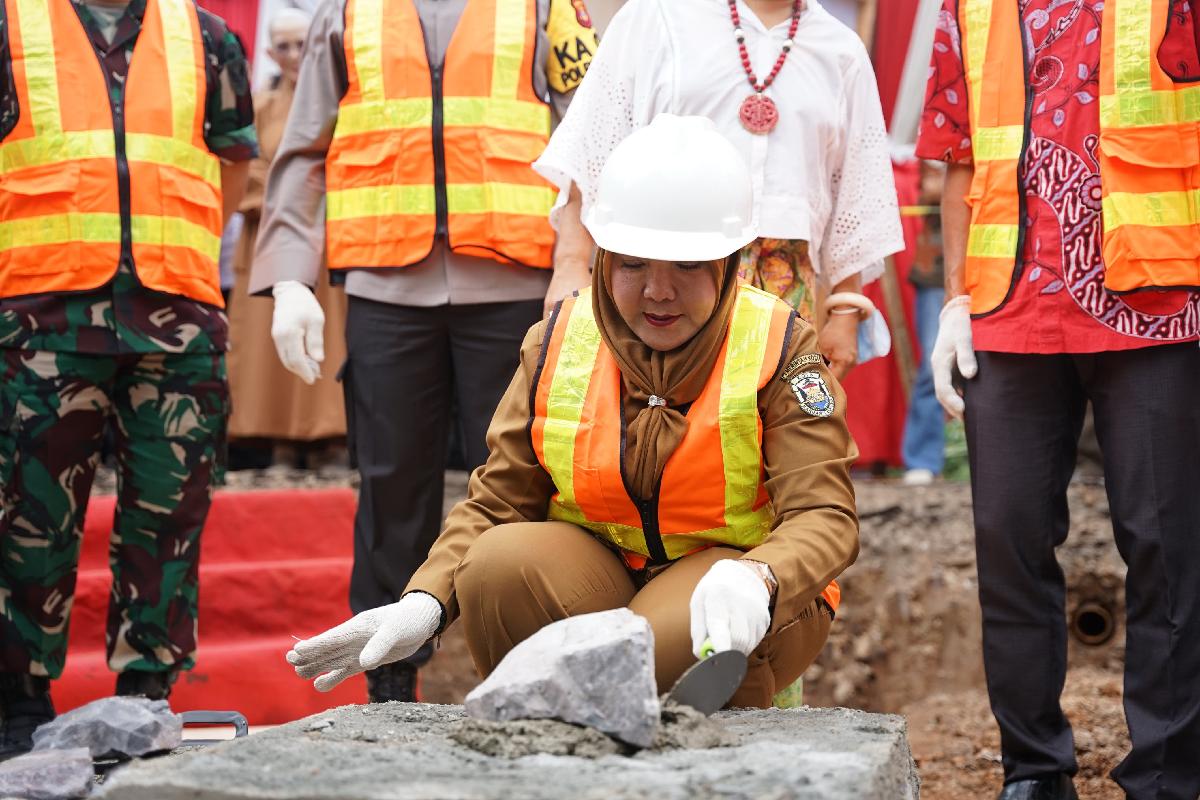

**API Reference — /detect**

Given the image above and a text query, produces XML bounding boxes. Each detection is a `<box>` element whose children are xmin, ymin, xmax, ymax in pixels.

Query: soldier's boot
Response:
<box><xmin>365</xmin><ymin>662</ymin><xmax>420</xmax><ymax>704</ymax></box>
<box><xmin>115</xmin><ymin>668</ymin><xmax>179</xmax><ymax>701</ymax></box>
<box><xmin>0</xmin><ymin>674</ymin><xmax>55</xmax><ymax>761</ymax></box>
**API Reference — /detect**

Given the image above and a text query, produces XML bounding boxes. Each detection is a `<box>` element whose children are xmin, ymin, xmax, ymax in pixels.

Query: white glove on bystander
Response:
<box><xmin>271</xmin><ymin>280</ymin><xmax>326</xmax><ymax>385</ymax></box>
<box><xmin>689</xmin><ymin>560</ymin><xmax>771</xmax><ymax>658</ymax></box>
<box><xmin>930</xmin><ymin>294</ymin><xmax>978</xmax><ymax>420</ymax></box>
<box><xmin>286</xmin><ymin>592</ymin><xmax>442</xmax><ymax>692</ymax></box>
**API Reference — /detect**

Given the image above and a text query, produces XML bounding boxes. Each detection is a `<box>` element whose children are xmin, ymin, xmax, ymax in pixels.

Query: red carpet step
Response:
<box><xmin>56</xmin><ymin>488</ymin><xmax>365</xmax><ymax>724</ymax></box>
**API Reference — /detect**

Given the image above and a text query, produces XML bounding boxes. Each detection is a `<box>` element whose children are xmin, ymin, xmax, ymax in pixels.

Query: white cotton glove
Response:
<box><xmin>930</xmin><ymin>294</ymin><xmax>978</xmax><ymax>420</ymax></box>
<box><xmin>689</xmin><ymin>560</ymin><xmax>772</xmax><ymax>658</ymax></box>
<box><xmin>271</xmin><ymin>280</ymin><xmax>326</xmax><ymax>385</ymax></box>
<box><xmin>285</xmin><ymin>592</ymin><xmax>442</xmax><ymax>692</ymax></box>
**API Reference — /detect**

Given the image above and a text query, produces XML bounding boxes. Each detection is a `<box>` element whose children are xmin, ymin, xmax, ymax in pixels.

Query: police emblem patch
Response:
<box><xmin>790</xmin><ymin>371</ymin><xmax>835</xmax><ymax>418</ymax></box>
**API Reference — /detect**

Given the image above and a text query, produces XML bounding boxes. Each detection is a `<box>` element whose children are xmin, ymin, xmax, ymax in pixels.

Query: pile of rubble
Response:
<box><xmin>0</xmin><ymin>697</ymin><xmax>181</xmax><ymax>799</ymax></box>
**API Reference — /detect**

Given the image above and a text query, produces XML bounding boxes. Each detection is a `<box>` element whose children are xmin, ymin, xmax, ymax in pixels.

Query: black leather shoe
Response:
<box><xmin>115</xmin><ymin>668</ymin><xmax>179</xmax><ymax>701</ymax></box>
<box><xmin>365</xmin><ymin>662</ymin><xmax>420</xmax><ymax>703</ymax></box>
<box><xmin>997</xmin><ymin>774</ymin><xmax>1079</xmax><ymax>800</ymax></box>
<box><xmin>0</xmin><ymin>673</ymin><xmax>55</xmax><ymax>761</ymax></box>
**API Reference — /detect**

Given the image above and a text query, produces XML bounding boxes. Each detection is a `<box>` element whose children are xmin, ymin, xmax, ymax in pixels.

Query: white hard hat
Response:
<box><xmin>584</xmin><ymin>114</ymin><xmax>756</xmax><ymax>262</ymax></box>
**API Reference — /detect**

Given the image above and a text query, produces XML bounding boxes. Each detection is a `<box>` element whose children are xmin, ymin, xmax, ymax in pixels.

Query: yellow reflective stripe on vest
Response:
<box><xmin>332</xmin><ymin>99</ymin><xmax>432</xmax><ymax>136</ymax></box>
<box><xmin>1099</xmin><ymin>0</ymin><xmax>1200</xmax><ymax>127</ymax></box>
<box><xmin>16</xmin><ymin>0</ymin><xmax>61</xmax><ymax>136</ymax></box>
<box><xmin>718</xmin><ymin>286</ymin><xmax>776</xmax><ymax>539</ymax></box>
<box><xmin>1114</xmin><ymin>0</ymin><xmax>1152</xmax><ymax>92</ymax></box>
<box><xmin>974</xmin><ymin>125</ymin><xmax>1024</xmax><ymax>162</ymax></box>
<box><xmin>492</xmin><ymin>0</ymin><xmax>525</xmax><ymax>99</ymax></box>
<box><xmin>541</xmin><ymin>294</ymin><xmax>603</xmax><ymax>513</ymax></box>
<box><xmin>0</xmin><ymin>212</ymin><xmax>120</xmax><ymax>248</ymax></box>
<box><xmin>334</xmin><ymin>97</ymin><xmax>551</xmax><ymax>138</ymax></box>
<box><xmin>1099</xmin><ymin>84</ymin><xmax>1200</xmax><ymax>127</ymax></box>
<box><xmin>0</xmin><ymin>212</ymin><xmax>218</xmax><ymax>256</ymax></box>
<box><xmin>0</xmin><ymin>132</ymin><xmax>219</xmax><ymax>184</ymax></box>
<box><xmin>327</xmin><ymin>182</ymin><xmax>554</xmax><ymax>219</ymax></box>
<box><xmin>1103</xmin><ymin>188</ymin><xmax>1200</xmax><ymax>229</ymax></box>
<box><xmin>159</xmin><ymin>0</ymin><xmax>199</xmax><ymax>141</ymax></box>
<box><xmin>130</xmin><ymin>214</ymin><xmax>221</xmax><ymax>258</ymax></box>
<box><xmin>349</xmin><ymin>0</ymin><xmax>387</xmax><ymax>105</ymax></box>
<box><xmin>961</xmin><ymin>0</ymin><xmax>992</xmax><ymax>133</ymax></box>
<box><xmin>967</xmin><ymin>223</ymin><xmax>1020</xmax><ymax>259</ymax></box>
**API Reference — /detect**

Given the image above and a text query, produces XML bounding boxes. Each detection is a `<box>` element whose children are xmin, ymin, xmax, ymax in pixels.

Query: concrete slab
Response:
<box><xmin>96</xmin><ymin>703</ymin><xmax>919</xmax><ymax>800</ymax></box>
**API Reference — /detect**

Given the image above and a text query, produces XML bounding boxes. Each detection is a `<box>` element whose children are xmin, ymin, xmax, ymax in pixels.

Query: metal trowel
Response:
<box><xmin>664</xmin><ymin>640</ymin><xmax>748</xmax><ymax>716</ymax></box>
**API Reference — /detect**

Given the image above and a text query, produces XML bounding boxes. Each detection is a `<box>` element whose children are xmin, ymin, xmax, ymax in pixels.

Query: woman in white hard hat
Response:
<box><xmin>535</xmin><ymin>0</ymin><xmax>904</xmax><ymax>379</ymax></box>
<box><xmin>286</xmin><ymin>116</ymin><xmax>858</xmax><ymax>707</ymax></box>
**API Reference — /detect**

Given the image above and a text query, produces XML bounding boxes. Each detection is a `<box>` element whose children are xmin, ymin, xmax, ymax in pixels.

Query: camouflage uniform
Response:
<box><xmin>0</xmin><ymin>1</ymin><xmax>256</xmax><ymax>680</ymax></box>
<box><xmin>0</xmin><ymin>350</ymin><xmax>228</xmax><ymax>678</ymax></box>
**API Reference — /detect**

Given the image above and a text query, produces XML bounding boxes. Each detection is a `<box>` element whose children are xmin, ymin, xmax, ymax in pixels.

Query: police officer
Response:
<box><xmin>252</xmin><ymin>0</ymin><xmax>598</xmax><ymax>702</ymax></box>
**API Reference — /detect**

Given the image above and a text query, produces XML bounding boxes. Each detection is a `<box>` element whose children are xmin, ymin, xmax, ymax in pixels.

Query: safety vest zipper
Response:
<box><xmin>431</xmin><ymin>63</ymin><xmax>449</xmax><ymax>240</ymax></box>
<box><xmin>88</xmin><ymin>45</ymin><xmax>134</xmax><ymax>274</ymax></box>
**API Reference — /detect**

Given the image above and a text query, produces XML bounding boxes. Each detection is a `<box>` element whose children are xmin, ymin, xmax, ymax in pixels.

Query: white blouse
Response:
<box><xmin>535</xmin><ymin>0</ymin><xmax>904</xmax><ymax>286</ymax></box>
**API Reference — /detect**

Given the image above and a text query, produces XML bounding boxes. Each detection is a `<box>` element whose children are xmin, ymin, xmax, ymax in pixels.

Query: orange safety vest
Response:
<box><xmin>530</xmin><ymin>285</ymin><xmax>842</xmax><ymax>614</ymax></box>
<box><xmin>959</xmin><ymin>0</ymin><xmax>1200</xmax><ymax>316</ymax></box>
<box><xmin>327</xmin><ymin>0</ymin><xmax>556</xmax><ymax>271</ymax></box>
<box><xmin>0</xmin><ymin>0</ymin><xmax>224</xmax><ymax>306</ymax></box>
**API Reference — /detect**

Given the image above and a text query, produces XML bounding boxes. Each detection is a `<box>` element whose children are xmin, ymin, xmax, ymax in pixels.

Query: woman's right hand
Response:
<box><xmin>286</xmin><ymin>592</ymin><xmax>442</xmax><ymax>691</ymax></box>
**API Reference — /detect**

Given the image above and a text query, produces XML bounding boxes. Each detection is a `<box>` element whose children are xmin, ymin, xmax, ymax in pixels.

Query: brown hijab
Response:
<box><xmin>592</xmin><ymin>250</ymin><xmax>742</xmax><ymax>500</ymax></box>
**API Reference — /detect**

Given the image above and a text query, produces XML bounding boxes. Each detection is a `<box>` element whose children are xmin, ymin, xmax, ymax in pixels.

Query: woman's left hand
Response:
<box><xmin>689</xmin><ymin>560</ymin><xmax>772</xmax><ymax>657</ymax></box>
<box><xmin>818</xmin><ymin>313</ymin><xmax>859</xmax><ymax>379</ymax></box>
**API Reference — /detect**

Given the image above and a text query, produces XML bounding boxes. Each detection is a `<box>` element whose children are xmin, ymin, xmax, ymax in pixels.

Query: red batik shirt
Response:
<box><xmin>916</xmin><ymin>0</ymin><xmax>1200</xmax><ymax>353</ymax></box>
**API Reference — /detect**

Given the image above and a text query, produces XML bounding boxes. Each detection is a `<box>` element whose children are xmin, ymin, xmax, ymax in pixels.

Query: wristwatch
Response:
<box><xmin>740</xmin><ymin>559</ymin><xmax>779</xmax><ymax>606</ymax></box>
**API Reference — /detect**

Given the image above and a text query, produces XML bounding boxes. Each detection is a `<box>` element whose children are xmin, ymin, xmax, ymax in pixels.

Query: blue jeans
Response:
<box><xmin>901</xmin><ymin>286</ymin><xmax>945</xmax><ymax>473</ymax></box>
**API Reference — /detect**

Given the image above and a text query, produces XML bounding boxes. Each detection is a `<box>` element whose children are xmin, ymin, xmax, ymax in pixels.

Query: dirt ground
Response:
<box><xmin>101</xmin><ymin>467</ymin><xmax>1132</xmax><ymax>798</ymax></box>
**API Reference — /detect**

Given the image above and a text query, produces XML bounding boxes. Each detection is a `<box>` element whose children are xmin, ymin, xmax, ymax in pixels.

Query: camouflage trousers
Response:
<box><xmin>0</xmin><ymin>349</ymin><xmax>227</xmax><ymax>679</ymax></box>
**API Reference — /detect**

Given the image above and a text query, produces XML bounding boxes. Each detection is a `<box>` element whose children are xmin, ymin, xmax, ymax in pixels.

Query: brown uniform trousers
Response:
<box><xmin>453</xmin><ymin>521</ymin><xmax>833</xmax><ymax>707</ymax></box>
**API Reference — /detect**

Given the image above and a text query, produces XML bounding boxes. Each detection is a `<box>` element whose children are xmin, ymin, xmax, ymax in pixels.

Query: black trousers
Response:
<box><xmin>964</xmin><ymin>344</ymin><xmax>1200</xmax><ymax>799</ymax></box>
<box><xmin>342</xmin><ymin>297</ymin><xmax>542</xmax><ymax>667</ymax></box>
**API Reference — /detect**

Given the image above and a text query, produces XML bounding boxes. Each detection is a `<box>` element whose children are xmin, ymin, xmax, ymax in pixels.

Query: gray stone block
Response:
<box><xmin>95</xmin><ymin>703</ymin><xmax>920</xmax><ymax>799</ymax></box>
<box><xmin>33</xmin><ymin>697</ymin><xmax>181</xmax><ymax>759</ymax></box>
<box><xmin>464</xmin><ymin>609</ymin><xmax>660</xmax><ymax>748</ymax></box>
<box><xmin>0</xmin><ymin>747</ymin><xmax>93</xmax><ymax>800</ymax></box>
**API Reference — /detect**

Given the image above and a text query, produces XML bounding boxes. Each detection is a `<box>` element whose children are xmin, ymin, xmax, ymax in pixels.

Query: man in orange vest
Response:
<box><xmin>919</xmin><ymin>2</ymin><xmax>1200</xmax><ymax>798</ymax></box>
<box><xmin>0</xmin><ymin>0</ymin><xmax>253</xmax><ymax>759</ymax></box>
<box><xmin>251</xmin><ymin>0</ymin><xmax>598</xmax><ymax>703</ymax></box>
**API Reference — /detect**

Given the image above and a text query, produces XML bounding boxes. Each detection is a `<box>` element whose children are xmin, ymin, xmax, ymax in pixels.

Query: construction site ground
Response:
<box><xmin>95</xmin><ymin>467</ymin><xmax>1129</xmax><ymax>799</ymax></box>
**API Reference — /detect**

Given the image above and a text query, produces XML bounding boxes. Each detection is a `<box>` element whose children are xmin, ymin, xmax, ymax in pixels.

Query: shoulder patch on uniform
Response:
<box><xmin>789</xmin><ymin>371</ymin><xmax>835</xmax><ymax>418</ymax></box>
<box><xmin>780</xmin><ymin>352</ymin><xmax>824</xmax><ymax>381</ymax></box>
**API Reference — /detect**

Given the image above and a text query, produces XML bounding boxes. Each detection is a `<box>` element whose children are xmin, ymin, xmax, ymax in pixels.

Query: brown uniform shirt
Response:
<box><xmin>406</xmin><ymin>316</ymin><xmax>860</xmax><ymax>635</ymax></box>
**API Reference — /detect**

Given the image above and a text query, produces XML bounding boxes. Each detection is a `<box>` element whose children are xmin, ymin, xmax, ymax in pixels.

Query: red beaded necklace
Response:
<box><xmin>729</xmin><ymin>0</ymin><xmax>803</xmax><ymax>134</ymax></box>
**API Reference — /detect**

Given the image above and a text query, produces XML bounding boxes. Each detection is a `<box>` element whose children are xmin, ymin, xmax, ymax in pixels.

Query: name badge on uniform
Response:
<box><xmin>789</xmin><ymin>371</ymin><xmax>835</xmax><ymax>418</ymax></box>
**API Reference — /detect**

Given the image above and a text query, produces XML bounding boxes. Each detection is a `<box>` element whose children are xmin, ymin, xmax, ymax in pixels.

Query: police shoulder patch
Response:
<box><xmin>780</xmin><ymin>352</ymin><xmax>824</xmax><ymax>381</ymax></box>
<box><xmin>789</xmin><ymin>371</ymin><xmax>835</xmax><ymax>418</ymax></box>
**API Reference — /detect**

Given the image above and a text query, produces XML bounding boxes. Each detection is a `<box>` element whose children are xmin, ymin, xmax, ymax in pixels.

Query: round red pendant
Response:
<box><xmin>739</xmin><ymin>94</ymin><xmax>779</xmax><ymax>135</ymax></box>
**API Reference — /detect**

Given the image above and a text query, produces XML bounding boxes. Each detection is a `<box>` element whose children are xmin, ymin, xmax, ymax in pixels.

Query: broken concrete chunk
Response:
<box><xmin>464</xmin><ymin>608</ymin><xmax>661</xmax><ymax>748</ymax></box>
<box><xmin>0</xmin><ymin>747</ymin><xmax>93</xmax><ymax>800</ymax></box>
<box><xmin>32</xmin><ymin>696</ymin><xmax>182</xmax><ymax>759</ymax></box>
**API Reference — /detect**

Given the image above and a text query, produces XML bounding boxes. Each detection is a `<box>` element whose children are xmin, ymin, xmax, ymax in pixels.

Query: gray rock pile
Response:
<box><xmin>464</xmin><ymin>608</ymin><xmax>661</xmax><ymax>747</ymax></box>
<box><xmin>0</xmin><ymin>747</ymin><xmax>93</xmax><ymax>800</ymax></box>
<box><xmin>33</xmin><ymin>696</ymin><xmax>181</xmax><ymax>760</ymax></box>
